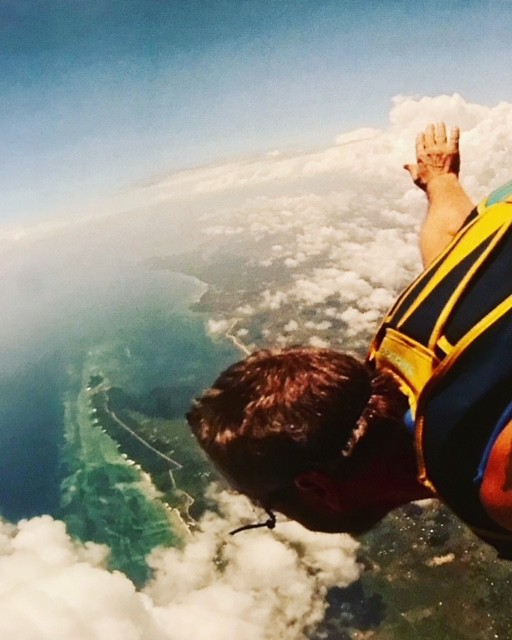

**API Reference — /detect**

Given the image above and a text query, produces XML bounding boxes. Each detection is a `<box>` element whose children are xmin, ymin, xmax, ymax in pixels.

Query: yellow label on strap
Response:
<box><xmin>374</xmin><ymin>328</ymin><xmax>439</xmax><ymax>414</ymax></box>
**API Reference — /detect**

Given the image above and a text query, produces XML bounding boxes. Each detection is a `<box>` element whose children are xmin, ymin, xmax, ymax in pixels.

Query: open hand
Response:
<box><xmin>404</xmin><ymin>123</ymin><xmax>460</xmax><ymax>191</ymax></box>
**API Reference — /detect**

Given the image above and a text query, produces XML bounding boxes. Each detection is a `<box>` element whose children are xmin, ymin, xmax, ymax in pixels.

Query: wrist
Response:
<box><xmin>425</xmin><ymin>173</ymin><xmax>460</xmax><ymax>198</ymax></box>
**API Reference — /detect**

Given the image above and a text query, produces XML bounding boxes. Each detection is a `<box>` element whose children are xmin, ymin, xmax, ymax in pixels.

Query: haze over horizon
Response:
<box><xmin>2</xmin><ymin>0</ymin><xmax>512</xmax><ymax>222</ymax></box>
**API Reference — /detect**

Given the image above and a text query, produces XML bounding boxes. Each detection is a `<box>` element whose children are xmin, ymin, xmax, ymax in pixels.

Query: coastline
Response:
<box><xmin>182</xmin><ymin>275</ymin><xmax>252</xmax><ymax>358</ymax></box>
<box><xmin>225</xmin><ymin>319</ymin><xmax>251</xmax><ymax>356</ymax></box>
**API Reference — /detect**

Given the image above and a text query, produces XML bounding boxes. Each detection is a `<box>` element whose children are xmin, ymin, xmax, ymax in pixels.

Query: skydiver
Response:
<box><xmin>187</xmin><ymin>123</ymin><xmax>512</xmax><ymax>558</ymax></box>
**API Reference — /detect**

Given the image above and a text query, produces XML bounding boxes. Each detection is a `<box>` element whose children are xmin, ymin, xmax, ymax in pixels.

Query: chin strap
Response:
<box><xmin>229</xmin><ymin>509</ymin><xmax>276</xmax><ymax>536</ymax></box>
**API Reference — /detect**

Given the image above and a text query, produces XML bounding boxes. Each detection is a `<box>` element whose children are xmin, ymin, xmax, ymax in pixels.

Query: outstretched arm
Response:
<box><xmin>404</xmin><ymin>123</ymin><xmax>474</xmax><ymax>267</ymax></box>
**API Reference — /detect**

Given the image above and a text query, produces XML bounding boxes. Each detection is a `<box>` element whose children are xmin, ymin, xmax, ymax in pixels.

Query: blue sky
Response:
<box><xmin>1</xmin><ymin>0</ymin><xmax>512</xmax><ymax>221</ymax></box>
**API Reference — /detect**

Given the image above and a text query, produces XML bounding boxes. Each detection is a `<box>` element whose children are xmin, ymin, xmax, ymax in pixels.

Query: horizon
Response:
<box><xmin>2</xmin><ymin>1</ymin><xmax>512</xmax><ymax>222</ymax></box>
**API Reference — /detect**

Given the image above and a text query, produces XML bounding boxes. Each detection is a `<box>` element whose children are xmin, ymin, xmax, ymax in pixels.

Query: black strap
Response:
<box><xmin>229</xmin><ymin>509</ymin><xmax>276</xmax><ymax>536</ymax></box>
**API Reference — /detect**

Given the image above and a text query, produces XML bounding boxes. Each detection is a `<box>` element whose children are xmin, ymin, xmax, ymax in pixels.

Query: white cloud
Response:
<box><xmin>308</xmin><ymin>336</ymin><xmax>330</xmax><ymax>349</ymax></box>
<box><xmin>236</xmin><ymin>304</ymin><xmax>255</xmax><ymax>315</ymax></box>
<box><xmin>113</xmin><ymin>94</ymin><xmax>512</xmax><ymax>219</ymax></box>
<box><xmin>191</xmin><ymin>94</ymin><xmax>512</xmax><ymax>350</ymax></box>
<box><xmin>0</xmin><ymin>493</ymin><xmax>361</xmax><ymax>640</ymax></box>
<box><xmin>261</xmin><ymin>289</ymin><xmax>288</xmax><ymax>310</ymax></box>
<box><xmin>304</xmin><ymin>320</ymin><xmax>332</xmax><ymax>331</ymax></box>
<box><xmin>146</xmin><ymin>488</ymin><xmax>360</xmax><ymax>640</ymax></box>
<box><xmin>0</xmin><ymin>517</ymin><xmax>162</xmax><ymax>640</ymax></box>
<box><xmin>207</xmin><ymin>319</ymin><xmax>231</xmax><ymax>335</ymax></box>
<box><xmin>334</xmin><ymin>127</ymin><xmax>381</xmax><ymax>146</ymax></box>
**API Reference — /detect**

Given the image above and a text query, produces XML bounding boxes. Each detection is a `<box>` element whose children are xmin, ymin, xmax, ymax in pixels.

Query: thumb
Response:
<box><xmin>403</xmin><ymin>163</ymin><xmax>418</xmax><ymax>181</ymax></box>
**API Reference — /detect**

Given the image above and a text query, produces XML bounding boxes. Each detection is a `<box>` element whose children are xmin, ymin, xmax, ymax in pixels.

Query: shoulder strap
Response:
<box><xmin>369</xmin><ymin>196</ymin><xmax>512</xmax><ymax>412</ymax></box>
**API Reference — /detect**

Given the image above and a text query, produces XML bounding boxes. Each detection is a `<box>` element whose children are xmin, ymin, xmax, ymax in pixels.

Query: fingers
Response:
<box><xmin>417</xmin><ymin>123</ymin><xmax>447</xmax><ymax>154</ymax></box>
<box><xmin>448</xmin><ymin>125</ymin><xmax>460</xmax><ymax>152</ymax></box>
<box><xmin>417</xmin><ymin>122</ymin><xmax>460</xmax><ymax>151</ymax></box>
<box><xmin>424</xmin><ymin>123</ymin><xmax>436</xmax><ymax>147</ymax></box>
<box><xmin>409</xmin><ymin>122</ymin><xmax>461</xmax><ymax>190</ymax></box>
<box><xmin>415</xmin><ymin>132</ymin><xmax>425</xmax><ymax>156</ymax></box>
<box><xmin>435</xmin><ymin>122</ymin><xmax>447</xmax><ymax>144</ymax></box>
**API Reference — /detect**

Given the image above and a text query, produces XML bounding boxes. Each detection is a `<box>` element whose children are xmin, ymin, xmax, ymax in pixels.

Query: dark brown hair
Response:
<box><xmin>187</xmin><ymin>347</ymin><xmax>406</xmax><ymax>496</ymax></box>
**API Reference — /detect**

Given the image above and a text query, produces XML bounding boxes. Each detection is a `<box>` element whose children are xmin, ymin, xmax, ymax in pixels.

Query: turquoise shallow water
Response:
<box><xmin>0</xmin><ymin>269</ymin><xmax>239</xmax><ymax>584</ymax></box>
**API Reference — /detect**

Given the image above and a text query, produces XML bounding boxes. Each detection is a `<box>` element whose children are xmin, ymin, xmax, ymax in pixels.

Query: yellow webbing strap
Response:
<box><xmin>396</xmin><ymin>202</ymin><xmax>512</xmax><ymax>331</ymax></box>
<box><xmin>371</xmin><ymin>197</ymin><xmax>496</xmax><ymax>344</ymax></box>
<box><xmin>429</xmin><ymin>219</ymin><xmax>512</xmax><ymax>351</ymax></box>
<box><xmin>415</xmin><ymin>295</ymin><xmax>512</xmax><ymax>489</ymax></box>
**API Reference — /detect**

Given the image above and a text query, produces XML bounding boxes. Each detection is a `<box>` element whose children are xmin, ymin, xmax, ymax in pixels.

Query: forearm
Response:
<box><xmin>420</xmin><ymin>174</ymin><xmax>474</xmax><ymax>267</ymax></box>
<box><xmin>404</xmin><ymin>123</ymin><xmax>475</xmax><ymax>267</ymax></box>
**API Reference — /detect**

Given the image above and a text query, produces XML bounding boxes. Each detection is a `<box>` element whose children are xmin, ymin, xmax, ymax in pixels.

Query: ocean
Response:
<box><xmin>0</xmin><ymin>269</ymin><xmax>239</xmax><ymax>583</ymax></box>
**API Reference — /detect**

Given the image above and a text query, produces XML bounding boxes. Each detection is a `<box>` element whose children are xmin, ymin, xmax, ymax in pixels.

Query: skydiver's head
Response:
<box><xmin>187</xmin><ymin>347</ymin><xmax>419</xmax><ymax>535</ymax></box>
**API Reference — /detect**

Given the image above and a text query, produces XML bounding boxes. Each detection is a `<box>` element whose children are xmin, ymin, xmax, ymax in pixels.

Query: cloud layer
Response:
<box><xmin>200</xmin><ymin>94</ymin><xmax>512</xmax><ymax>353</ymax></box>
<box><xmin>0</xmin><ymin>491</ymin><xmax>359</xmax><ymax>640</ymax></box>
<box><xmin>2</xmin><ymin>94</ymin><xmax>512</xmax><ymax>638</ymax></box>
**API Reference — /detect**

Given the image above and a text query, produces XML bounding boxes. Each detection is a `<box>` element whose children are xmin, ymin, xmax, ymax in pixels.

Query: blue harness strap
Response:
<box><xmin>403</xmin><ymin>408</ymin><xmax>415</xmax><ymax>436</ymax></box>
